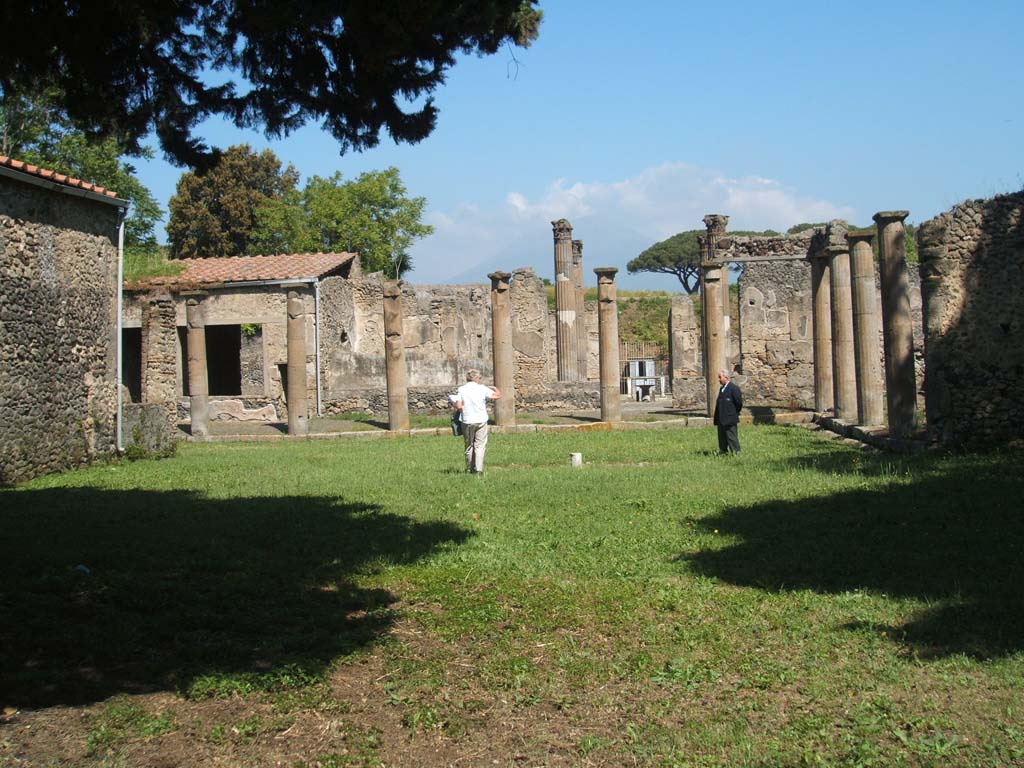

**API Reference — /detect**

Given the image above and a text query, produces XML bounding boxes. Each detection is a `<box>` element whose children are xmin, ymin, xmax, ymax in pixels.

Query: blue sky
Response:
<box><xmin>135</xmin><ymin>0</ymin><xmax>1024</xmax><ymax>290</ymax></box>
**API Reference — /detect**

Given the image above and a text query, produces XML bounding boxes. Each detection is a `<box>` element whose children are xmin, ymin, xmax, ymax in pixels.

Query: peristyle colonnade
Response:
<box><xmin>698</xmin><ymin>212</ymin><xmax>918</xmax><ymax>437</ymax></box>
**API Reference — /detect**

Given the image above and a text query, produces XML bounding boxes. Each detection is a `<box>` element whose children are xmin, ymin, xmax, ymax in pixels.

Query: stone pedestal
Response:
<box><xmin>286</xmin><ymin>290</ymin><xmax>309</xmax><ymax>436</ymax></box>
<box><xmin>382</xmin><ymin>280</ymin><xmax>409</xmax><ymax>431</ymax></box>
<box><xmin>488</xmin><ymin>271</ymin><xmax>516</xmax><ymax>426</ymax></box>
<box><xmin>810</xmin><ymin>253</ymin><xmax>834</xmax><ymax>414</ymax></box>
<box><xmin>572</xmin><ymin>239</ymin><xmax>587</xmax><ymax>380</ymax></box>
<box><xmin>185</xmin><ymin>297</ymin><xmax>209</xmax><ymax>437</ymax></box>
<box><xmin>701</xmin><ymin>214</ymin><xmax>729</xmax><ymax>417</ymax></box>
<box><xmin>847</xmin><ymin>230</ymin><xmax>884</xmax><ymax>426</ymax></box>
<box><xmin>828</xmin><ymin>243</ymin><xmax>858</xmax><ymax>421</ymax></box>
<box><xmin>552</xmin><ymin>219</ymin><xmax>581</xmax><ymax>382</ymax></box>
<box><xmin>874</xmin><ymin>211</ymin><xmax>918</xmax><ymax>437</ymax></box>
<box><xmin>595</xmin><ymin>268</ymin><xmax>621</xmax><ymax>423</ymax></box>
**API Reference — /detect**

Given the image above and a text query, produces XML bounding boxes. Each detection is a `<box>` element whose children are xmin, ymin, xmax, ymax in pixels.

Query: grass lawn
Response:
<box><xmin>1</xmin><ymin>426</ymin><xmax>1022</xmax><ymax>767</ymax></box>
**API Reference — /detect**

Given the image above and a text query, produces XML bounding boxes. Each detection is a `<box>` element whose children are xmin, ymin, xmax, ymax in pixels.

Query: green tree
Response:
<box><xmin>0</xmin><ymin>1</ymin><xmax>542</xmax><ymax>168</ymax></box>
<box><xmin>1</xmin><ymin>87</ymin><xmax>162</xmax><ymax>249</ymax></box>
<box><xmin>251</xmin><ymin>168</ymin><xmax>433</xmax><ymax>278</ymax></box>
<box><xmin>167</xmin><ymin>145</ymin><xmax>300</xmax><ymax>258</ymax></box>
<box><xmin>627</xmin><ymin>231</ymin><xmax>705</xmax><ymax>293</ymax></box>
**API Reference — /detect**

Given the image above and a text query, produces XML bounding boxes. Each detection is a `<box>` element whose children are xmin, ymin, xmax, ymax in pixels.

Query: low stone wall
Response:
<box><xmin>1</xmin><ymin>175</ymin><xmax>122</xmax><ymax>484</ymax></box>
<box><xmin>122</xmin><ymin>402</ymin><xmax>178</xmax><ymax>457</ymax></box>
<box><xmin>918</xmin><ymin>191</ymin><xmax>1024</xmax><ymax>448</ymax></box>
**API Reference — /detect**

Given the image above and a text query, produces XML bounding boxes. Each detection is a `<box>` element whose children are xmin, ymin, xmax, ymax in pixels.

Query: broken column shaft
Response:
<box><xmin>874</xmin><ymin>210</ymin><xmax>918</xmax><ymax>438</ymax></box>
<box><xmin>595</xmin><ymin>267</ymin><xmax>621</xmax><ymax>423</ymax></box>
<box><xmin>382</xmin><ymin>280</ymin><xmax>409</xmax><ymax>431</ymax></box>
<box><xmin>488</xmin><ymin>271</ymin><xmax>516</xmax><ymax>426</ymax></box>
<box><xmin>847</xmin><ymin>230</ymin><xmax>884</xmax><ymax>426</ymax></box>
<box><xmin>828</xmin><ymin>241</ymin><xmax>858</xmax><ymax>421</ymax></box>
<box><xmin>286</xmin><ymin>290</ymin><xmax>309</xmax><ymax>436</ymax></box>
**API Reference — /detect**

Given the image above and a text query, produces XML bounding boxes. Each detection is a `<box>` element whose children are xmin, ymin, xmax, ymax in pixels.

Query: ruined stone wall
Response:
<box><xmin>1</xmin><ymin>178</ymin><xmax>121</xmax><ymax>484</ymax></box>
<box><xmin>918</xmin><ymin>192</ymin><xmax>1024</xmax><ymax>448</ymax></box>
<box><xmin>669</xmin><ymin>295</ymin><xmax>705</xmax><ymax>410</ymax></box>
<box><xmin>738</xmin><ymin>260</ymin><xmax>815</xmax><ymax>408</ymax></box>
<box><xmin>510</xmin><ymin>267</ymin><xmax>550</xmax><ymax>392</ymax></box>
<box><xmin>320</xmin><ymin>274</ymin><xmax>492</xmax><ymax>411</ymax></box>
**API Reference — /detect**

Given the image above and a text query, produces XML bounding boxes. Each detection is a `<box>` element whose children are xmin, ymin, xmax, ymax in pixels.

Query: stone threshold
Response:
<box><xmin>798</xmin><ymin>415</ymin><xmax>929</xmax><ymax>454</ymax></box>
<box><xmin>184</xmin><ymin>409</ymin><xmax>815</xmax><ymax>443</ymax></box>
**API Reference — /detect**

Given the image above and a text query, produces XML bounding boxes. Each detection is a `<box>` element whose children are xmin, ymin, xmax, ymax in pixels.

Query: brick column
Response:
<box><xmin>701</xmin><ymin>214</ymin><xmax>729</xmax><ymax>417</ymax></box>
<box><xmin>382</xmin><ymin>280</ymin><xmax>409</xmax><ymax>431</ymax></box>
<box><xmin>874</xmin><ymin>210</ymin><xmax>918</xmax><ymax>437</ymax></box>
<box><xmin>185</xmin><ymin>297</ymin><xmax>209</xmax><ymax>437</ymax></box>
<box><xmin>286</xmin><ymin>290</ymin><xmax>309</xmax><ymax>436</ymax></box>
<box><xmin>809</xmin><ymin>249</ymin><xmax>834</xmax><ymax>414</ymax></box>
<box><xmin>141</xmin><ymin>291</ymin><xmax>178</xmax><ymax>405</ymax></box>
<box><xmin>488</xmin><ymin>271</ymin><xmax>516</xmax><ymax>426</ymax></box>
<box><xmin>828</xmin><ymin>241</ymin><xmax>858</xmax><ymax>421</ymax></box>
<box><xmin>572</xmin><ymin>239</ymin><xmax>588</xmax><ymax>380</ymax></box>
<box><xmin>552</xmin><ymin>218</ymin><xmax>580</xmax><ymax>382</ymax></box>
<box><xmin>847</xmin><ymin>230</ymin><xmax>884</xmax><ymax>426</ymax></box>
<box><xmin>595</xmin><ymin>267</ymin><xmax>621</xmax><ymax>423</ymax></box>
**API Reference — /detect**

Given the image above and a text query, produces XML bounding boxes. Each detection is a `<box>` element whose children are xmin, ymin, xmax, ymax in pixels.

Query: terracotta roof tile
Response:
<box><xmin>0</xmin><ymin>154</ymin><xmax>121</xmax><ymax>199</ymax></box>
<box><xmin>127</xmin><ymin>252</ymin><xmax>358</xmax><ymax>290</ymax></box>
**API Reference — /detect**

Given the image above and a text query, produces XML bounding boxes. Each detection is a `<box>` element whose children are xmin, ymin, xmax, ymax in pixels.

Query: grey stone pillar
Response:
<box><xmin>382</xmin><ymin>280</ymin><xmax>409</xmax><ymax>431</ymax></box>
<box><xmin>874</xmin><ymin>211</ymin><xmax>918</xmax><ymax>437</ymax></box>
<box><xmin>185</xmin><ymin>297</ymin><xmax>209</xmax><ymax>437</ymax></box>
<box><xmin>595</xmin><ymin>267</ymin><xmax>621</xmax><ymax>423</ymax></box>
<box><xmin>286</xmin><ymin>290</ymin><xmax>309</xmax><ymax>436</ymax></box>
<box><xmin>572</xmin><ymin>239</ymin><xmax>588</xmax><ymax>380</ymax></box>
<box><xmin>847</xmin><ymin>230</ymin><xmax>884</xmax><ymax>426</ymax></box>
<box><xmin>809</xmin><ymin>250</ymin><xmax>834</xmax><ymax>414</ymax></box>
<box><xmin>828</xmin><ymin>241</ymin><xmax>858</xmax><ymax>421</ymax></box>
<box><xmin>552</xmin><ymin>218</ymin><xmax>581</xmax><ymax>382</ymax></box>
<box><xmin>701</xmin><ymin>214</ymin><xmax>729</xmax><ymax>418</ymax></box>
<box><xmin>488</xmin><ymin>271</ymin><xmax>516</xmax><ymax>426</ymax></box>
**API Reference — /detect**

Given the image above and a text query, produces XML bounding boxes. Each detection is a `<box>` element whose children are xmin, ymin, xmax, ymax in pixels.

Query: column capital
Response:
<box><xmin>593</xmin><ymin>267</ymin><xmax>618</xmax><ymax>282</ymax></box>
<box><xmin>873</xmin><ymin>210</ymin><xmax>909</xmax><ymax>225</ymax></box>
<box><xmin>571</xmin><ymin>239</ymin><xmax>583</xmax><ymax>262</ymax></box>
<box><xmin>845</xmin><ymin>229</ymin><xmax>876</xmax><ymax>246</ymax></box>
<box><xmin>382</xmin><ymin>280</ymin><xmax>402</xmax><ymax>299</ymax></box>
<box><xmin>488</xmin><ymin>271</ymin><xmax>511</xmax><ymax>290</ymax></box>
<box><xmin>825</xmin><ymin>243</ymin><xmax>850</xmax><ymax>256</ymax></box>
<box><xmin>702</xmin><ymin>214</ymin><xmax>729</xmax><ymax>236</ymax></box>
<box><xmin>551</xmin><ymin>218</ymin><xmax>573</xmax><ymax>240</ymax></box>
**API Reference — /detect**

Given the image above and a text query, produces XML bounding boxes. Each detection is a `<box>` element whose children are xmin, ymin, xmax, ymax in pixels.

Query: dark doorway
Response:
<box><xmin>177</xmin><ymin>325</ymin><xmax>243</xmax><ymax>396</ymax></box>
<box><xmin>206</xmin><ymin>325</ymin><xmax>242</xmax><ymax>396</ymax></box>
<box><xmin>121</xmin><ymin>328</ymin><xmax>142</xmax><ymax>402</ymax></box>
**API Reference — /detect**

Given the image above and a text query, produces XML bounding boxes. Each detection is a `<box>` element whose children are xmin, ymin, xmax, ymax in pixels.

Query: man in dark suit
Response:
<box><xmin>713</xmin><ymin>369</ymin><xmax>743</xmax><ymax>454</ymax></box>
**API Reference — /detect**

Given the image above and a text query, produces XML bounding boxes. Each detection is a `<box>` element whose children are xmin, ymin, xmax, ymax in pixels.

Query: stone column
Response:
<box><xmin>552</xmin><ymin>218</ymin><xmax>580</xmax><ymax>382</ymax></box>
<box><xmin>809</xmin><ymin>250</ymin><xmax>834</xmax><ymax>414</ymax></box>
<box><xmin>488</xmin><ymin>271</ymin><xmax>516</xmax><ymax>426</ymax></box>
<box><xmin>874</xmin><ymin>211</ymin><xmax>918</xmax><ymax>437</ymax></box>
<box><xmin>572</xmin><ymin>239</ymin><xmax>588</xmax><ymax>380</ymax></box>
<box><xmin>847</xmin><ymin>230</ymin><xmax>884</xmax><ymax>426</ymax></box>
<box><xmin>701</xmin><ymin>214</ymin><xmax>729</xmax><ymax>418</ymax></box>
<box><xmin>185</xmin><ymin>297</ymin><xmax>209</xmax><ymax>437</ymax></box>
<box><xmin>595</xmin><ymin>267</ymin><xmax>621</xmax><ymax>423</ymax></box>
<box><xmin>382</xmin><ymin>280</ymin><xmax>409</xmax><ymax>431</ymax></box>
<box><xmin>286</xmin><ymin>290</ymin><xmax>309</xmax><ymax>436</ymax></box>
<box><xmin>828</xmin><ymin>242</ymin><xmax>857</xmax><ymax>421</ymax></box>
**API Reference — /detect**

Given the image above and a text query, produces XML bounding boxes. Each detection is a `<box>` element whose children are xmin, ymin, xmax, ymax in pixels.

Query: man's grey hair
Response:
<box><xmin>719</xmin><ymin>368</ymin><xmax>731</xmax><ymax>378</ymax></box>
<box><xmin>466</xmin><ymin>369</ymin><xmax>482</xmax><ymax>381</ymax></box>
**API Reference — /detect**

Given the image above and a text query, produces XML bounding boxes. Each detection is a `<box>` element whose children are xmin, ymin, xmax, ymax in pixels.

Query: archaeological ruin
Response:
<box><xmin>3</xmin><ymin>142</ymin><xmax>1023</xmax><ymax>485</ymax></box>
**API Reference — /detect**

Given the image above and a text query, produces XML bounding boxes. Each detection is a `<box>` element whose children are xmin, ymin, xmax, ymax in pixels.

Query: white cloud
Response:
<box><xmin>407</xmin><ymin>162</ymin><xmax>856</xmax><ymax>287</ymax></box>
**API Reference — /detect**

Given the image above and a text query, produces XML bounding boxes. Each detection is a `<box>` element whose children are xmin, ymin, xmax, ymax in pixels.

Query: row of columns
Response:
<box><xmin>701</xmin><ymin>211</ymin><xmax>918</xmax><ymax>437</ymax></box>
<box><xmin>381</xmin><ymin>268</ymin><xmax>623</xmax><ymax>430</ymax></box>
<box><xmin>552</xmin><ymin>219</ymin><xmax>587</xmax><ymax>382</ymax></box>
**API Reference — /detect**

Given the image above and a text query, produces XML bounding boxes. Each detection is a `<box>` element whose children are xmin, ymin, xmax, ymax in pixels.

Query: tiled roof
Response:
<box><xmin>127</xmin><ymin>252</ymin><xmax>358</xmax><ymax>290</ymax></box>
<box><xmin>0</xmin><ymin>155</ymin><xmax>122</xmax><ymax>200</ymax></box>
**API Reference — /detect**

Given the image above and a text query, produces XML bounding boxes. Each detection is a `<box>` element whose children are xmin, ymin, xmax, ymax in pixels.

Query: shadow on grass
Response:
<box><xmin>683</xmin><ymin>451</ymin><xmax>1024</xmax><ymax>658</ymax></box>
<box><xmin>0</xmin><ymin>488</ymin><xmax>471</xmax><ymax>708</ymax></box>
